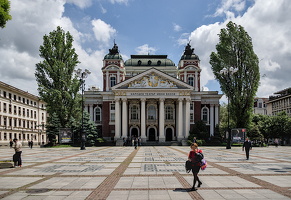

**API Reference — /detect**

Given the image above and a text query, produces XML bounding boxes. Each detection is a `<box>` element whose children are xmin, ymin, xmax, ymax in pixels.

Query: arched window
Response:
<box><xmin>131</xmin><ymin>105</ymin><xmax>139</xmax><ymax>120</ymax></box>
<box><xmin>202</xmin><ymin>107</ymin><xmax>209</xmax><ymax>123</ymax></box>
<box><xmin>110</xmin><ymin>76</ymin><xmax>116</xmax><ymax>87</ymax></box>
<box><xmin>147</xmin><ymin>105</ymin><xmax>156</xmax><ymax>120</ymax></box>
<box><xmin>165</xmin><ymin>105</ymin><xmax>174</xmax><ymax>120</ymax></box>
<box><xmin>95</xmin><ymin>107</ymin><xmax>102</xmax><ymax>122</ymax></box>
<box><xmin>188</xmin><ymin>77</ymin><xmax>194</xmax><ymax>86</ymax></box>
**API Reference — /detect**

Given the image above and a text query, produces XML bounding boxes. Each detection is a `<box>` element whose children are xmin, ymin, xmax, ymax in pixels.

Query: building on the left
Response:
<box><xmin>0</xmin><ymin>81</ymin><xmax>47</xmax><ymax>147</ymax></box>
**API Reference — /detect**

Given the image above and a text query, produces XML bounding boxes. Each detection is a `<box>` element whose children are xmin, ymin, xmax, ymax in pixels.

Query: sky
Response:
<box><xmin>0</xmin><ymin>0</ymin><xmax>291</xmax><ymax>103</ymax></box>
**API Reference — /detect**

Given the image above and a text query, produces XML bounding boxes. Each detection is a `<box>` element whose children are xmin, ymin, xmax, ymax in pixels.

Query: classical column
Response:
<box><xmin>210</xmin><ymin>104</ymin><xmax>214</xmax><ymax>136</ymax></box>
<box><xmin>195</xmin><ymin>71</ymin><xmax>198</xmax><ymax>91</ymax></box>
<box><xmin>140</xmin><ymin>98</ymin><xmax>146</xmax><ymax>142</ymax></box>
<box><xmin>185</xmin><ymin>98</ymin><xmax>191</xmax><ymax>138</ymax></box>
<box><xmin>106</xmin><ymin>71</ymin><xmax>109</xmax><ymax>91</ymax></box>
<box><xmin>215</xmin><ymin>104</ymin><xmax>219</xmax><ymax>126</ymax></box>
<box><xmin>178</xmin><ymin>98</ymin><xmax>183</xmax><ymax>140</ymax></box>
<box><xmin>184</xmin><ymin>72</ymin><xmax>187</xmax><ymax>83</ymax></box>
<box><xmin>117</xmin><ymin>71</ymin><xmax>120</xmax><ymax>83</ymax></box>
<box><xmin>122</xmin><ymin>98</ymin><xmax>128</xmax><ymax>138</ymax></box>
<box><xmin>89</xmin><ymin>105</ymin><xmax>93</xmax><ymax>121</ymax></box>
<box><xmin>159</xmin><ymin>98</ymin><xmax>165</xmax><ymax>142</ymax></box>
<box><xmin>115</xmin><ymin>98</ymin><xmax>121</xmax><ymax>139</ymax></box>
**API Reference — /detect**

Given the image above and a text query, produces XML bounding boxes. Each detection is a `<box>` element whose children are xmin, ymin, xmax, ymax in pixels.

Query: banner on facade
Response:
<box><xmin>231</xmin><ymin>128</ymin><xmax>246</xmax><ymax>143</ymax></box>
<box><xmin>59</xmin><ymin>128</ymin><xmax>73</xmax><ymax>144</ymax></box>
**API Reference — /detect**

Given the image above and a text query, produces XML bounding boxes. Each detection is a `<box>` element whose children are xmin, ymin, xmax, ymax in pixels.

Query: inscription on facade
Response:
<box><xmin>129</xmin><ymin>92</ymin><xmax>177</xmax><ymax>96</ymax></box>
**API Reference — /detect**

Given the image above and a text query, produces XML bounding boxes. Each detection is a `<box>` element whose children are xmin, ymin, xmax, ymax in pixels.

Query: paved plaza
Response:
<box><xmin>0</xmin><ymin>145</ymin><xmax>290</xmax><ymax>200</ymax></box>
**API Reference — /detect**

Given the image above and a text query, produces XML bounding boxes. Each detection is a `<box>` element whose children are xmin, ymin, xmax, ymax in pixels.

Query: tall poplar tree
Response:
<box><xmin>0</xmin><ymin>0</ymin><xmax>12</xmax><ymax>28</ymax></box>
<box><xmin>35</xmin><ymin>26</ymin><xmax>81</xmax><ymax>130</ymax></box>
<box><xmin>210</xmin><ymin>21</ymin><xmax>260</xmax><ymax>129</ymax></box>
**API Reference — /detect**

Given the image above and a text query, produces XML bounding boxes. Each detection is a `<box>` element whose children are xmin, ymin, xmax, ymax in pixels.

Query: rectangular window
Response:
<box><xmin>190</xmin><ymin>103</ymin><xmax>193</xmax><ymax>110</ymax></box>
<box><xmin>9</xmin><ymin>104</ymin><xmax>12</xmax><ymax>113</ymax></box>
<box><xmin>188</xmin><ymin>77</ymin><xmax>194</xmax><ymax>86</ymax></box>
<box><xmin>23</xmin><ymin>98</ymin><xmax>25</xmax><ymax>103</ymax></box>
<box><xmin>110</xmin><ymin>104</ymin><xmax>115</xmax><ymax>111</ymax></box>
<box><xmin>110</xmin><ymin>113</ymin><xmax>115</xmax><ymax>121</ymax></box>
<box><xmin>3</xmin><ymin>91</ymin><xmax>7</xmax><ymax>98</ymax></box>
<box><xmin>14</xmin><ymin>106</ymin><xmax>17</xmax><ymax>114</ymax></box>
<box><xmin>27</xmin><ymin>109</ymin><xmax>29</xmax><ymax>117</ymax></box>
<box><xmin>3</xmin><ymin>103</ymin><xmax>7</xmax><ymax>112</ymax></box>
<box><xmin>14</xmin><ymin>95</ymin><xmax>17</xmax><ymax>100</ymax></box>
<box><xmin>9</xmin><ymin>93</ymin><xmax>12</xmax><ymax>99</ymax></box>
<box><xmin>110</xmin><ymin>76</ymin><xmax>116</xmax><ymax>87</ymax></box>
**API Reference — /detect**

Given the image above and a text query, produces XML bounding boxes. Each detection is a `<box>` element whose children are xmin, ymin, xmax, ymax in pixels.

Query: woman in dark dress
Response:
<box><xmin>188</xmin><ymin>143</ymin><xmax>202</xmax><ymax>191</ymax></box>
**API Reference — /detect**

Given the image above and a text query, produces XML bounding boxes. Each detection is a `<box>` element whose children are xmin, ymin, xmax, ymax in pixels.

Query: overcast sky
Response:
<box><xmin>0</xmin><ymin>0</ymin><xmax>290</xmax><ymax>103</ymax></box>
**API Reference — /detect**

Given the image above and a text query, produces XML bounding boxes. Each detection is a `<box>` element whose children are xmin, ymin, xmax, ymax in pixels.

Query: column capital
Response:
<box><xmin>122</xmin><ymin>97</ymin><xmax>127</xmax><ymax>102</ymax></box>
<box><xmin>159</xmin><ymin>98</ymin><xmax>165</xmax><ymax>102</ymax></box>
<box><xmin>178</xmin><ymin>98</ymin><xmax>184</xmax><ymax>102</ymax></box>
<box><xmin>115</xmin><ymin>98</ymin><xmax>120</xmax><ymax>102</ymax></box>
<box><xmin>185</xmin><ymin>98</ymin><xmax>191</xmax><ymax>102</ymax></box>
<box><xmin>141</xmin><ymin>98</ymin><xmax>146</xmax><ymax>102</ymax></box>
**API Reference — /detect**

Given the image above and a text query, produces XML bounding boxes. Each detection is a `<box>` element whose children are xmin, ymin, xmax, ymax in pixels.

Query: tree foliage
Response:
<box><xmin>35</xmin><ymin>26</ymin><xmax>81</xmax><ymax>129</ymax></box>
<box><xmin>210</xmin><ymin>21</ymin><xmax>260</xmax><ymax>129</ymax></box>
<box><xmin>0</xmin><ymin>0</ymin><xmax>12</xmax><ymax>28</ymax></box>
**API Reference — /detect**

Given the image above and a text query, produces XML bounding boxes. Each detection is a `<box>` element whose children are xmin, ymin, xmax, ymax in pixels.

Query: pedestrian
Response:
<box><xmin>242</xmin><ymin>137</ymin><xmax>252</xmax><ymax>160</ymax></box>
<box><xmin>12</xmin><ymin>138</ymin><xmax>22</xmax><ymax>167</ymax></box>
<box><xmin>188</xmin><ymin>143</ymin><xmax>203</xmax><ymax>191</ymax></box>
<box><xmin>193</xmin><ymin>137</ymin><xmax>197</xmax><ymax>144</ymax></box>
<box><xmin>9</xmin><ymin>139</ymin><xmax>13</xmax><ymax>148</ymax></box>
<box><xmin>134</xmin><ymin>137</ymin><xmax>138</xmax><ymax>149</ymax></box>
<box><xmin>30</xmin><ymin>140</ymin><xmax>33</xmax><ymax>149</ymax></box>
<box><xmin>138</xmin><ymin>137</ymin><xmax>141</xmax><ymax>146</ymax></box>
<box><xmin>274</xmin><ymin>138</ymin><xmax>279</xmax><ymax>147</ymax></box>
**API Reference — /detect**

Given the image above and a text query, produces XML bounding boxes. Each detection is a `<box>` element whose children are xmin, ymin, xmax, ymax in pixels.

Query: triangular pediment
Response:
<box><xmin>112</xmin><ymin>68</ymin><xmax>194</xmax><ymax>90</ymax></box>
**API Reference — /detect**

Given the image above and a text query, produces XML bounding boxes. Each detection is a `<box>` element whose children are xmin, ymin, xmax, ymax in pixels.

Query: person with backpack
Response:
<box><xmin>188</xmin><ymin>143</ymin><xmax>203</xmax><ymax>191</ymax></box>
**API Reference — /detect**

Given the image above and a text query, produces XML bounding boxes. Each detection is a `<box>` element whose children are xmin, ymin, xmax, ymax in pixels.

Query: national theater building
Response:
<box><xmin>84</xmin><ymin>43</ymin><xmax>222</xmax><ymax>145</ymax></box>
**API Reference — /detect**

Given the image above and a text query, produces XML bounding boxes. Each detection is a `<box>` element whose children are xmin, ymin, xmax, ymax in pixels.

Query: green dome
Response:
<box><xmin>104</xmin><ymin>54</ymin><xmax>123</xmax><ymax>59</ymax></box>
<box><xmin>124</xmin><ymin>55</ymin><xmax>175</xmax><ymax>66</ymax></box>
<box><xmin>180</xmin><ymin>54</ymin><xmax>199</xmax><ymax>60</ymax></box>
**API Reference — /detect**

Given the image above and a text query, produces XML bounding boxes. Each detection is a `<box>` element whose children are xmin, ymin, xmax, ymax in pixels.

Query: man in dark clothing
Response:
<box><xmin>242</xmin><ymin>138</ymin><xmax>252</xmax><ymax>160</ymax></box>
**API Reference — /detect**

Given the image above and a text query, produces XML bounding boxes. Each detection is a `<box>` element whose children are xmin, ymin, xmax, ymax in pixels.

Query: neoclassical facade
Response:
<box><xmin>84</xmin><ymin>43</ymin><xmax>222</xmax><ymax>144</ymax></box>
<box><xmin>0</xmin><ymin>81</ymin><xmax>47</xmax><ymax>146</ymax></box>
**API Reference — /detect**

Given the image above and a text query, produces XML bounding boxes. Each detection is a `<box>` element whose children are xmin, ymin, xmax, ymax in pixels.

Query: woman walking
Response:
<box><xmin>188</xmin><ymin>143</ymin><xmax>202</xmax><ymax>191</ymax></box>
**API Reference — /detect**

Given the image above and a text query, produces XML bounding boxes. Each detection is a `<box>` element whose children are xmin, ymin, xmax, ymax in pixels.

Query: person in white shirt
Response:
<box><xmin>12</xmin><ymin>138</ymin><xmax>22</xmax><ymax>167</ymax></box>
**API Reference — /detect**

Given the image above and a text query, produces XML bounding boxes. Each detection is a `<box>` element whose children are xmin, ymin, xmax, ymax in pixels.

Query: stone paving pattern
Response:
<box><xmin>0</xmin><ymin>145</ymin><xmax>290</xmax><ymax>199</ymax></box>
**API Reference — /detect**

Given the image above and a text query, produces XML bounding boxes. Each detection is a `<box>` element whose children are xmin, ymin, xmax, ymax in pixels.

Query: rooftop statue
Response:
<box><xmin>109</xmin><ymin>42</ymin><xmax>119</xmax><ymax>54</ymax></box>
<box><xmin>184</xmin><ymin>42</ymin><xmax>194</xmax><ymax>55</ymax></box>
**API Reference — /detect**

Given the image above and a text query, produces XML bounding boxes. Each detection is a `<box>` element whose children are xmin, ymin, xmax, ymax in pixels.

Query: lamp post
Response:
<box><xmin>74</xmin><ymin>68</ymin><xmax>91</xmax><ymax>150</ymax></box>
<box><xmin>219</xmin><ymin>66</ymin><xmax>238</xmax><ymax>149</ymax></box>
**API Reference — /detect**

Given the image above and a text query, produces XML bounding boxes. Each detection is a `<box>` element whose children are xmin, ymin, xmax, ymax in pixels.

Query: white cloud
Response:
<box><xmin>135</xmin><ymin>44</ymin><xmax>157</xmax><ymax>55</ymax></box>
<box><xmin>0</xmin><ymin>0</ymin><xmax>109</xmax><ymax>95</ymax></box>
<box><xmin>92</xmin><ymin>19</ymin><xmax>117</xmax><ymax>45</ymax></box>
<box><xmin>173</xmin><ymin>23</ymin><xmax>182</xmax><ymax>32</ymax></box>
<box><xmin>214</xmin><ymin>0</ymin><xmax>246</xmax><ymax>17</ymax></box>
<box><xmin>186</xmin><ymin>0</ymin><xmax>291</xmax><ymax>100</ymax></box>
<box><xmin>66</xmin><ymin>0</ymin><xmax>92</xmax><ymax>9</ymax></box>
<box><xmin>109</xmin><ymin>0</ymin><xmax>129</xmax><ymax>5</ymax></box>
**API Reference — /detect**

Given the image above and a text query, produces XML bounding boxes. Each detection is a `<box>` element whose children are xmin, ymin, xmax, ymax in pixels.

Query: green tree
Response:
<box><xmin>210</xmin><ymin>21</ymin><xmax>260</xmax><ymax>129</ymax></box>
<box><xmin>35</xmin><ymin>26</ymin><xmax>81</xmax><ymax>130</ymax></box>
<box><xmin>46</xmin><ymin>112</ymin><xmax>61</xmax><ymax>145</ymax></box>
<box><xmin>0</xmin><ymin>0</ymin><xmax>12</xmax><ymax>28</ymax></box>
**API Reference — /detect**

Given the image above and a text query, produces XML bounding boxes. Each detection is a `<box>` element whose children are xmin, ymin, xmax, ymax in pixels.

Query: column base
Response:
<box><xmin>159</xmin><ymin>138</ymin><xmax>165</xmax><ymax>142</ymax></box>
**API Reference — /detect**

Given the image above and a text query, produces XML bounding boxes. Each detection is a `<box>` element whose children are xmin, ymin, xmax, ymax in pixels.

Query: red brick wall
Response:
<box><xmin>194</xmin><ymin>101</ymin><xmax>201</xmax><ymax>123</ymax></box>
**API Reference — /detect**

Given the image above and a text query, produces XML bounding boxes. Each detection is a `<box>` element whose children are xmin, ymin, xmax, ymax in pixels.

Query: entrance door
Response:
<box><xmin>148</xmin><ymin>128</ymin><xmax>155</xmax><ymax>141</ymax></box>
<box><xmin>165</xmin><ymin>128</ymin><xmax>173</xmax><ymax>141</ymax></box>
<box><xmin>131</xmin><ymin>128</ymin><xmax>138</xmax><ymax>138</ymax></box>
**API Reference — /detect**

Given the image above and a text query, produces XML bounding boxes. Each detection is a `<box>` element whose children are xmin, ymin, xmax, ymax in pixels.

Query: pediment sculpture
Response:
<box><xmin>128</xmin><ymin>74</ymin><xmax>177</xmax><ymax>88</ymax></box>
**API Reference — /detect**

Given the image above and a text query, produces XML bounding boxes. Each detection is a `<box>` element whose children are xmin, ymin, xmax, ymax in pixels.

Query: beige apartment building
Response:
<box><xmin>0</xmin><ymin>81</ymin><xmax>47</xmax><ymax>146</ymax></box>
